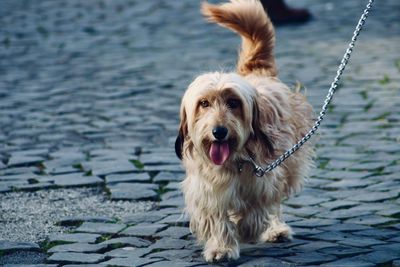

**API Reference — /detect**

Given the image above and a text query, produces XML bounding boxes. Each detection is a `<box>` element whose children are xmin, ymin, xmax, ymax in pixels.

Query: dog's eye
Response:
<box><xmin>227</xmin><ymin>99</ymin><xmax>240</xmax><ymax>109</ymax></box>
<box><xmin>200</xmin><ymin>100</ymin><xmax>210</xmax><ymax>108</ymax></box>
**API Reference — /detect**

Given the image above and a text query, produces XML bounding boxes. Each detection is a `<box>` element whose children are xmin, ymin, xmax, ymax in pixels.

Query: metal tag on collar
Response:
<box><xmin>247</xmin><ymin>156</ymin><xmax>265</xmax><ymax>177</ymax></box>
<box><xmin>254</xmin><ymin>166</ymin><xmax>265</xmax><ymax>177</ymax></box>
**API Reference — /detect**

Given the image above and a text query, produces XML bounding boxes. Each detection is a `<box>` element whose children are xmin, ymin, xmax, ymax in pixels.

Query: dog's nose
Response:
<box><xmin>212</xmin><ymin>126</ymin><xmax>228</xmax><ymax>141</ymax></box>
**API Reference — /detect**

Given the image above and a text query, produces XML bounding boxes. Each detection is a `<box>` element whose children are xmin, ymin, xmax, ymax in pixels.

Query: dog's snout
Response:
<box><xmin>212</xmin><ymin>126</ymin><xmax>228</xmax><ymax>140</ymax></box>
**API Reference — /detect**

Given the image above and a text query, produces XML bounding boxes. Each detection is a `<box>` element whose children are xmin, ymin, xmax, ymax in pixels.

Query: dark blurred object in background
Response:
<box><xmin>260</xmin><ymin>0</ymin><xmax>312</xmax><ymax>25</ymax></box>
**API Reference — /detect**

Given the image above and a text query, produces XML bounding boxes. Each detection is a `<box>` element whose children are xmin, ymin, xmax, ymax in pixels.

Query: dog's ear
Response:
<box><xmin>251</xmin><ymin>97</ymin><xmax>275</xmax><ymax>157</ymax></box>
<box><xmin>175</xmin><ymin>107</ymin><xmax>188</xmax><ymax>160</ymax></box>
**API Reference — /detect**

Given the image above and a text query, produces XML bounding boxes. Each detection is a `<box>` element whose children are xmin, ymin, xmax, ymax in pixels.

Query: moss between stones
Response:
<box><xmin>130</xmin><ymin>159</ymin><xmax>144</xmax><ymax>170</ymax></box>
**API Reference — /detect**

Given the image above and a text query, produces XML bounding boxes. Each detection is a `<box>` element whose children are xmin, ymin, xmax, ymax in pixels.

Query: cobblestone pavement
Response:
<box><xmin>1</xmin><ymin>0</ymin><xmax>399</xmax><ymax>266</ymax></box>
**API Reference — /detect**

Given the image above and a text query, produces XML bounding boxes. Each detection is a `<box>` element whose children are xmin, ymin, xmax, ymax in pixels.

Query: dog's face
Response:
<box><xmin>176</xmin><ymin>72</ymin><xmax>266</xmax><ymax>166</ymax></box>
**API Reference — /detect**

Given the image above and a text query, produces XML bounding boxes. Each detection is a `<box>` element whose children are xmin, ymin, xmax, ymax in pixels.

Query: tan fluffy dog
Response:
<box><xmin>175</xmin><ymin>0</ymin><xmax>314</xmax><ymax>262</ymax></box>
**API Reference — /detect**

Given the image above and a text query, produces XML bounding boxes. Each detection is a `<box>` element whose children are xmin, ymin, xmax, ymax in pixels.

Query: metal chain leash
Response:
<box><xmin>247</xmin><ymin>0</ymin><xmax>375</xmax><ymax>177</ymax></box>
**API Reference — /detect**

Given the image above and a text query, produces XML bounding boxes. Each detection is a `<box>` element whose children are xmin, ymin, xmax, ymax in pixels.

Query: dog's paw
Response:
<box><xmin>259</xmin><ymin>222</ymin><xmax>293</xmax><ymax>243</ymax></box>
<box><xmin>203</xmin><ymin>246</ymin><xmax>240</xmax><ymax>262</ymax></box>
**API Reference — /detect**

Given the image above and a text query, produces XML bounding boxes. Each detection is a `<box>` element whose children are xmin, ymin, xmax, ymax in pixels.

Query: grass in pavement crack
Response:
<box><xmin>130</xmin><ymin>159</ymin><xmax>144</xmax><ymax>170</ymax></box>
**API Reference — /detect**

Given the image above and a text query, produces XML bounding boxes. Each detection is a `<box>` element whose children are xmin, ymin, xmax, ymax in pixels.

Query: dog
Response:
<box><xmin>175</xmin><ymin>0</ymin><xmax>314</xmax><ymax>262</ymax></box>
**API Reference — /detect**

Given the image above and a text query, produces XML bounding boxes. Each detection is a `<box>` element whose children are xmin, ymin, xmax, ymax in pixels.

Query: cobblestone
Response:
<box><xmin>99</xmin><ymin>237</ymin><xmax>151</xmax><ymax>248</ymax></box>
<box><xmin>100</xmin><ymin>257</ymin><xmax>160</xmax><ymax>267</ymax></box>
<box><xmin>319</xmin><ymin>246</ymin><xmax>371</xmax><ymax>257</ymax></box>
<box><xmin>52</xmin><ymin>173</ymin><xmax>103</xmax><ymax>187</ymax></box>
<box><xmin>322</xmin><ymin>258</ymin><xmax>375</xmax><ymax>267</ymax></box>
<box><xmin>75</xmin><ymin>222</ymin><xmax>126</xmax><ymax>235</ymax></box>
<box><xmin>48</xmin><ymin>233</ymin><xmax>101</xmax><ymax>244</ymax></box>
<box><xmin>105</xmin><ymin>172</ymin><xmax>151</xmax><ymax>184</ymax></box>
<box><xmin>1</xmin><ymin>0</ymin><xmax>399</xmax><ymax>265</ymax></box>
<box><xmin>108</xmin><ymin>182</ymin><xmax>159</xmax><ymax>201</ymax></box>
<box><xmin>148</xmin><ymin>237</ymin><xmax>190</xmax><ymax>250</ymax></box>
<box><xmin>120</xmin><ymin>224</ymin><xmax>168</xmax><ymax>237</ymax></box>
<box><xmin>47</xmin><ymin>252</ymin><xmax>105</xmax><ymax>264</ymax></box>
<box><xmin>147</xmin><ymin>249</ymin><xmax>196</xmax><ymax>261</ymax></box>
<box><xmin>105</xmin><ymin>247</ymin><xmax>151</xmax><ymax>258</ymax></box>
<box><xmin>121</xmin><ymin>212</ymin><xmax>167</xmax><ymax>225</ymax></box>
<box><xmin>47</xmin><ymin>243</ymin><xmax>108</xmax><ymax>253</ymax></box>
<box><xmin>282</xmin><ymin>252</ymin><xmax>337</xmax><ymax>265</ymax></box>
<box><xmin>154</xmin><ymin>226</ymin><xmax>191</xmax><ymax>239</ymax></box>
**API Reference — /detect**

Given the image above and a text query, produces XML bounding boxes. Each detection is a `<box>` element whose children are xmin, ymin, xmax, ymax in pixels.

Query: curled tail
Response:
<box><xmin>202</xmin><ymin>0</ymin><xmax>277</xmax><ymax>77</ymax></box>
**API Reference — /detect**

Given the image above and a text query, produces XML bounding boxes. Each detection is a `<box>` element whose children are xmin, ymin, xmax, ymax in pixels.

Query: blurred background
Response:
<box><xmin>0</xmin><ymin>0</ymin><xmax>399</xmax><ymax>265</ymax></box>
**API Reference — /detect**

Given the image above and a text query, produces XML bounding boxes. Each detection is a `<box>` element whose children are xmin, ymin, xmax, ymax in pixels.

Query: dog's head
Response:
<box><xmin>175</xmin><ymin>72</ymin><xmax>274</xmax><ymax>166</ymax></box>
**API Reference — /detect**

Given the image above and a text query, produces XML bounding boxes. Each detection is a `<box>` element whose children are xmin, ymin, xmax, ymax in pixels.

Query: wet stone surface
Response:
<box><xmin>0</xmin><ymin>0</ymin><xmax>400</xmax><ymax>266</ymax></box>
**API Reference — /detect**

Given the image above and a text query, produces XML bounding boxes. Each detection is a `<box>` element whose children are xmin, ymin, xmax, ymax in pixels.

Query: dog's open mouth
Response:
<box><xmin>209</xmin><ymin>141</ymin><xmax>230</xmax><ymax>165</ymax></box>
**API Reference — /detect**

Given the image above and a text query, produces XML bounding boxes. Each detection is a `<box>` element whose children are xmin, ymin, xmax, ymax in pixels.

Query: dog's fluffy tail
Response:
<box><xmin>202</xmin><ymin>0</ymin><xmax>277</xmax><ymax>77</ymax></box>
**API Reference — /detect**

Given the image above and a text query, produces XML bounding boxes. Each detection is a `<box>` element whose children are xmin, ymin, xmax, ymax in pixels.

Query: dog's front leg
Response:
<box><xmin>202</xmin><ymin>214</ymin><xmax>240</xmax><ymax>262</ymax></box>
<box><xmin>259</xmin><ymin>204</ymin><xmax>293</xmax><ymax>243</ymax></box>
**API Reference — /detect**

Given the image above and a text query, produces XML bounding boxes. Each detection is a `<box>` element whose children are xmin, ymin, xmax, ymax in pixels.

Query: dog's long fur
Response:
<box><xmin>175</xmin><ymin>0</ymin><xmax>314</xmax><ymax>262</ymax></box>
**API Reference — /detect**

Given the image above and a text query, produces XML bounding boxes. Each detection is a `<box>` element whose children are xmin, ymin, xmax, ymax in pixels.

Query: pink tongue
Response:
<box><xmin>209</xmin><ymin>142</ymin><xmax>230</xmax><ymax>165</ymax></box>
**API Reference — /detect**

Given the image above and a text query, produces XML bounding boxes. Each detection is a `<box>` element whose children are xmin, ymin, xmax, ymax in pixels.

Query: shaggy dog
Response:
<box><xmin>175</xmin><ymin>0</ymin><xmax>314</xmax><ymax>262</ymax></box>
